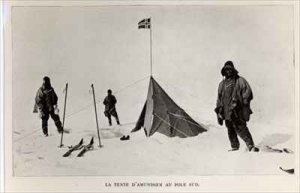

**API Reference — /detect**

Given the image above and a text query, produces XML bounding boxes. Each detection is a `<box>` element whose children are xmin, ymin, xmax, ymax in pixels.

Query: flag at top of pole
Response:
<box><xmin>138</xmin><ymin>18</ymin><xmax>151</xmax><ymax>29</ymax></box>
<box><xmin>138</xmin><ymin>17</ymin><xmax>153</xmax><ymax>76</ymax></box>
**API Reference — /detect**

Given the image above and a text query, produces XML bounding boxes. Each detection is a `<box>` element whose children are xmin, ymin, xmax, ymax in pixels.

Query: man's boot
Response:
<box><xmin>43</xmin><ymin>127</ymin><xmax>48</xmax><ymax>137</ymax></box>
<box><xmin>55</xmin><ymin>121</ymin><xmax>63</xmax><ymax>133</ymax></box>
<box><xmin>115</xmin><ymin>116</ymin><xmax>120</xmax><ymax>125</ymax></box>
<box><xmin>249</xmin><ymin>146</ymin><xmax>259</xmax><ymax>152</ymax></box>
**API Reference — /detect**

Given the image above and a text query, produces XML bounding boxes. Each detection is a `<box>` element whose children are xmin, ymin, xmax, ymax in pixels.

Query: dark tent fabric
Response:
<box><xmin>131</xmin><ymin>77</ymin><xmax>207</xmax><ymax>137</ymax></box>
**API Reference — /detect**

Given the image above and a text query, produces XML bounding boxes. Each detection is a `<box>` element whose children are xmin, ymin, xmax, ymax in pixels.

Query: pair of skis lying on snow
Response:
<box><xmin>63</xmin><ymin>137</ymin><xmax>94</xmax><ymax>157</ymax></box>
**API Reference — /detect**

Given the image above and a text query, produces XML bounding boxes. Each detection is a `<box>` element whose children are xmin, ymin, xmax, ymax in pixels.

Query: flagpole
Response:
<box><xmin>150</xmin><ymin>17</ymin><xmax>153</xmax><ymax>76</ymax></box>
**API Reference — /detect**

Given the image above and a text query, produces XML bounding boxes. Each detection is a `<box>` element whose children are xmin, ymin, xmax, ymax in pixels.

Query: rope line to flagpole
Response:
<box><xmin>67</xmin><ymin>75</ymin><xmax>150</xmax><ymax>117</ymax></box>
<box><xmin>95</xmin><ymin>75</ymin><xmax>149</xmax><ymax>103</ymax></box>
<box><xmin>107</xmin><ymin>75</ymin><xmax>149</xmax><ymax>94</ymax></box>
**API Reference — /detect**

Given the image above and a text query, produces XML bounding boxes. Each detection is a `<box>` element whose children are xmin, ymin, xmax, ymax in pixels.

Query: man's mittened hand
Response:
<box><xmin>214</xmin><ymin>106</ymin><xmax>223</xmax><ymax>115</ymax></box>
<box><xmin>217</xmin><ymin>114</ymin><xmax>224</xmax><ymax>126</ymax></box>
<box><xmin>54</xmin><ymin>105</ymin><xmax>59</xmax><ymax>114</ymax></box>
<box><xmin>38</xmin><ymin>111</ymin><xmax>44</xmax><ymax>119</ymax></box>
<box><xmin>217</xmin><ymin>116</ymin><xmax>223</xmax><ymax>126</ymax></box>
<box><xmin>33</xmin><ymin>108</ymin><xmax>38</xmax><ymax>113</ymax></box>
<box><xmin>214</xmin><ymin>107</ymin><xmax>219</xmax><ymax>114</ymax></box>
<box><xmin>33</xmin><ymin>104</ymin><xmax>38</xmax><ymax>113</ymax></box>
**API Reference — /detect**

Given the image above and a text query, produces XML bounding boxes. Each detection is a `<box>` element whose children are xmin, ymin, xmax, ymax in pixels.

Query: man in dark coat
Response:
<box><xmin>215</xmin><ymin>61</ymin><xmax>259</xmax><ymax>152</ymax></box>
<box><xmin>103</xmin><ymin>89</ymin><xmax>120</xmax><ymax>126</ymax></box>
<box><xmin>33</xmin><ymin>76</ymin><xmax>63</xmax><ymax>136</ymax></box>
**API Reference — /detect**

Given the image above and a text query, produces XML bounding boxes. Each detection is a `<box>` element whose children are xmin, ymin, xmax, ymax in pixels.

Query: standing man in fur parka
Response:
<box><xmin>215</xmin><ymin>61</ymin><xmax>259</xmax><ymax>152</ymax></box>
<box><xmin>33</xmin><ymin>76</ymin><xmax>63</xmax><ymax>136</ymax></box>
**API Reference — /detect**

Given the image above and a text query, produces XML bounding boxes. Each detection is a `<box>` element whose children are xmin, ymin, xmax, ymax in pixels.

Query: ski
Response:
<box><xmin>265</xmin><ymin>146</ymin><xmax>294</xmax><ymax>154</ymax></box>
<box><xmin>77</xmin><ymin>137</ymin><xmax>94</xmax><ymax>157</ymax></box>
<box><xmin>283</xmin><ymin>148</ymin><xmax>294</xmax><ymax>154</ymax></box>
<box><xmin>62</xmin><ymin>138</ymin><xmax>84</xmax><ymax>157</ymax></box>
<box><xmin>265</xmin><ymin>145</ymin><xmax>283</xmax><ymax>153</ymax></box>
<box><xmin>279</xmin><ymin>167</ymin><xmax>294</xmax><ymax>174</ymax></box>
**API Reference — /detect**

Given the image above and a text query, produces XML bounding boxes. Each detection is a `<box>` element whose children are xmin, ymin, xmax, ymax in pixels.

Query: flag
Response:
<box><xmin>138</xmin><ymin>18</ymin><xmax>151</xmax><ymax>29</ymax></box>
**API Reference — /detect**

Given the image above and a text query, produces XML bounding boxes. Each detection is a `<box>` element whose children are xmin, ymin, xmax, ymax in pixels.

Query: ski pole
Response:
<box><xmin>91</xmin><ymin>84</ymin><xmax>102</xmax><ymax>147</ymax></box>
<box><xmin>59</xmin><ymin>83</ymin><xmax>68</xmax><ymax>148</ymax></box>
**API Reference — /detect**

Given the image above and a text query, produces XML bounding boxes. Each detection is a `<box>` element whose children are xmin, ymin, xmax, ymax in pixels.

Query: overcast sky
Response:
<box><xmin>11</xmin><ymin>5</ymin><xmax>295</xmax><ymax>129</ymax></box>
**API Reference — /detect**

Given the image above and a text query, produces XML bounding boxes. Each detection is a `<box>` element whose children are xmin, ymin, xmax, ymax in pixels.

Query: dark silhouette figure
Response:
<box><xmin>103</xmin><ymin>89</ymin><xmax>120</xmax><ymax>126</ymax></box>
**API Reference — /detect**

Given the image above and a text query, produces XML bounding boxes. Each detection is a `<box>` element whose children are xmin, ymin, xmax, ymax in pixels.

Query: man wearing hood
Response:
<box><xmin>33</xmin><ymin>76</ymin><xmax>63</xmax><ymax>136</ymax></box>
<box><xmin>215</xmin><ymin>61</ymin><xmax>259</xmax><ymax>152</ymax></box>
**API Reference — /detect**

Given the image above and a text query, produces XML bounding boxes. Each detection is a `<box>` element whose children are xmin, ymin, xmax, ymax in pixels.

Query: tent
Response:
<box><xmin>131</xmin><ymin>77</ymin><xmax>207</xmax><ymax>137</ymax></box>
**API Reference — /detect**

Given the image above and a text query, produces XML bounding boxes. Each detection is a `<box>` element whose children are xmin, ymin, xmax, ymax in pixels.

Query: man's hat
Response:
<box><xmin>221</xmin><ymin>61</ymin><xmax>238</xmax><ymax>76</ymax></box>
<box><xmin>43</xmin><ymin>76</ymin><xmax>50</xmax><ymax>82</ymax></box>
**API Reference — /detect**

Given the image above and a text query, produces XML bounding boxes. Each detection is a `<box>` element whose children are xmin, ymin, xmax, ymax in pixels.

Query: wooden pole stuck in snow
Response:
<box><xmin>91</xmin><ymin>84</ymin><xmax>102</xmax><ymax>147</ymax></box>
<box><xmin>59</xmin><ymin>83</ymin><xmax>68</xmax><ymax>148</ymax></box>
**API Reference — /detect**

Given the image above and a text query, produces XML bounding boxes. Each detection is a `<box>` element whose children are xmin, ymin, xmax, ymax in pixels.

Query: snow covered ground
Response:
<box><xmin>13</xmin><ymin>122</ymin><xmax>295</xmax><ymax>176</ymax></box>
<box><xmin>13</xmin><ymin>123</ymin><xmax>295</xmax><ymax>176</ymax></box>
<box><xmin>12</xmin><ymin>79</ymin><xmax>295</xmax><ymax>176</ymax></box>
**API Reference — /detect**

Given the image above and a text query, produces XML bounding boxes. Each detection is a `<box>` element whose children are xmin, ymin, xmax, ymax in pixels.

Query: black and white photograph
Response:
<box><xmin>2</xmin><ymin>0</ymin><xmax>299</xmax><ymax>192</ymax></box>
